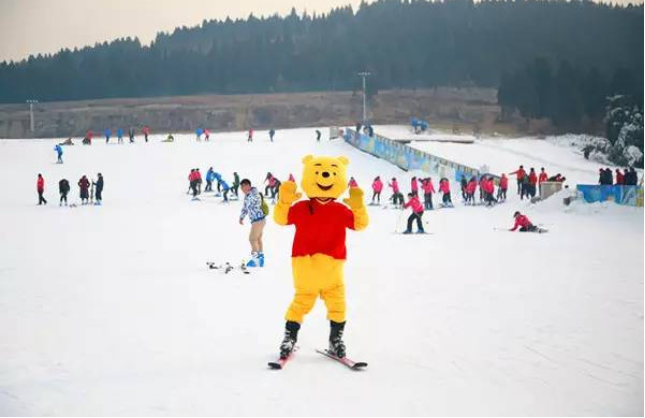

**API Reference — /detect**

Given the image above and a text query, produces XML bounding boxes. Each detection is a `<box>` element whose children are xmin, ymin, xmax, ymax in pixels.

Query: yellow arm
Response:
<box><xmin>273</xmin><ymin>181</ymin><xmax>302</xmax><ymax>226</ymax></box>
<box><xmin>343</xmin><ymin>187</ymin><xmax>369</xmax><ymax>231</ymax></box>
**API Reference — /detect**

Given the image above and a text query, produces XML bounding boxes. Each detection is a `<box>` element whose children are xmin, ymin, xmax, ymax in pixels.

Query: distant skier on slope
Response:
<box><xmin>315</xmin><ymin>129</ymin><xmax>321</xmax><ymax>142</ymax></box>
<box><xmin>78</xmin><ymin>175</ymin><xmax>90</xmax><ymax>205</ymax></box>
<box><xmin>36</xmin><ymin>174</ymin><xmax>47</xmax><ymax>205</ymax></box>
<box><xmin>59</xmin><ymin>178</ymin><xmax>70</xmax><ymax>206</ymax></box>
<box><xmin>54</xmin><ymin>144</ymin><xmax>63</xmax><ymax>164</ymax></box>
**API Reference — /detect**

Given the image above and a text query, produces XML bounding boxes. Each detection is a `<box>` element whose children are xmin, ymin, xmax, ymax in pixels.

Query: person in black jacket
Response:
<box><xmin>59</xmin><ymin>178</ymin><xmax>70</xmax><ymax>206</ymax></box>
<box><xmin>94</xmin><ymin>173</ymin><xmax>104</xmax><ymax>205</ymax></box>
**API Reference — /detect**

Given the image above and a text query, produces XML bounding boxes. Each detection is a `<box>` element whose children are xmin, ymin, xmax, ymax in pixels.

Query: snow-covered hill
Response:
<box><xmin>0</xmin><ymin>128</ymin><xmax>642</xmax><ymax>416</ymax></box>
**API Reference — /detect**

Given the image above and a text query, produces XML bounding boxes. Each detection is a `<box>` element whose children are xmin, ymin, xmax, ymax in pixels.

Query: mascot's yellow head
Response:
<box><xmin>300</xmin><ymin>155</ymin><xmax>349</xmax><ymax>201</ymax></box>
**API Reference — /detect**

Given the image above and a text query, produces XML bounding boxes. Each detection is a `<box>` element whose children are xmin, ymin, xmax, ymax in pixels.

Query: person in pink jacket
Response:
<box><xmin>439</xmin><ymin>177</ymin><xmax>453</xmax><ymax>207</ymax></box>
<box><xmin>421</xmin><ymin>177</ymin><xmax>435</xmax><ymax>210</ymax></box>
<box><xmin>389</xmin><ymin>177</ymin><xmax>403</xmax><ymax>207</ymax></box>
<box><xmin>466</xmin><ymin>177</ymin><xmax>477</xmax><ymax>205</ymax></box>
<box><xmin>348</xmin><ymin>177</ymin><xmax>358</xmax><ymax>188</ymax></box>
<box><xmin>403</xmin><ymin>192</ymin><xmax>425</xmax><ymax>234</ymax></box>
<box><xmin>411</xmin><ymin>176</ymin><xmax>419</xmax><ymax>197</ymax></box>
<box><xmin>371</xmin><ymin>176</ymin><xmax>383</xmax><ymax>204</ymax></box>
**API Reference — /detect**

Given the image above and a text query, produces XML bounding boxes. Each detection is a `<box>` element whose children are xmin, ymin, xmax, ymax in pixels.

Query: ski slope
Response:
<box><xmin>0</xmin><ymin>128</ymin><xmax>642</xmax><ymax>416</ymax></box>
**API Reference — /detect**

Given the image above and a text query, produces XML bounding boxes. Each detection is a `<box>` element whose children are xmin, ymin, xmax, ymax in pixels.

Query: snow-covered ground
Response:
<box><xmin>0</xmin><ymin>128</ymin><xmax>642</xmax><ymax>416</ymax></box>
<box><xmin>372</xmin><ymin>125</ymin><xmax>475</xmax><ymax>143</ymax></box>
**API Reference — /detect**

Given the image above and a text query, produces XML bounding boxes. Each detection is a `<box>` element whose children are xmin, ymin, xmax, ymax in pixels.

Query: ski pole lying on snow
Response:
<box><xmin>394</xmin><ymin>209</ymin><xmax>406</xmax><ymax>233</ymax></box>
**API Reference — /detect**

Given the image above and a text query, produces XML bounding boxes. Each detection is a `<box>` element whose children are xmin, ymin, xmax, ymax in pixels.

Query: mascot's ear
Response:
<box><xmin>337</xmin><ymin>156</ymin><xmax>350</xmax><ymax>166</ymax></box>
<box><xmin>302</xmin><ymin>155</ymin><xmax>314</xmax><ymax>165</ymax></box>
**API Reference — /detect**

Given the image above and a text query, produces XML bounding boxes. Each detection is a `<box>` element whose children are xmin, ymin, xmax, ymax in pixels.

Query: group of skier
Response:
<box><xmin>188</xmin><ymin>168</ymin><xmax>241</xmax><ymax>202</ymax></box>
<box><xmin>36</xmin><ymin>173</ymin><xmax>104</xmax><ymax>206</ymax></box>
<box><xmin>81</xmin><ymin>126</ymin><xmax>151</xmax><ymax>145</ymax></box>
<box><xmin>599</xmin><ymin>167</ymin><xmax>640</xmax><ymax>185</ymax></box>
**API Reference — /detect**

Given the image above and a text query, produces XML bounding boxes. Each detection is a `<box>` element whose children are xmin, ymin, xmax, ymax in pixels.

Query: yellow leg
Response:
<box><xmin>285</xmin><ymin>290</ymin><xmax>318</xmax><ymax>324</ymax></box>
<box><xmin>321</xmin><ymin>282</ymin><xmax>346</xmax><ymax>323</ymax></box>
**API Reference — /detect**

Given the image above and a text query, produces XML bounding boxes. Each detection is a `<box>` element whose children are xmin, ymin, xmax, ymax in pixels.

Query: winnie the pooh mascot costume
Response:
<box><xmin>273</xmin><ymin>155</ymin><xmax>369</xmax><ymax>359</ymax></box>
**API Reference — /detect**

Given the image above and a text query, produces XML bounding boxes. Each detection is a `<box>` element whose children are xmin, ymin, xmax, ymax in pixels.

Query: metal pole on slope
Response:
<box><xmin>26</xmin><ymin>99</ymin><xmax>38</xmax><ymax>134</ymax></box>
<box><xmin>358</xmin><ymin>71</ymin><xmax>370</xmax><ymax>124</ymax></box>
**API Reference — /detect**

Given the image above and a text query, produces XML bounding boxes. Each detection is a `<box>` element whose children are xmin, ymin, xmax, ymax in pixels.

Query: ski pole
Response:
<box><xmin>394</xmin><ymin>209</ymin><xmax>405</xmax><ymax>233</ymax></box>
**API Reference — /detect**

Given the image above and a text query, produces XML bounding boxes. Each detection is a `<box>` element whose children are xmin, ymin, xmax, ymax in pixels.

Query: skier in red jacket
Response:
<box><xmin>510</xmin><ymin>211</ymin><xmax>541</xmax><ymax>232</ymax></box>
<box><xmin>37</xmin><ymin>174</ymin><xmax>47</xmax><ymax>205</ymax></box>
<box><xmin>509</xmin><ymin>165</ymin><xmax>526</xmax><ymax>195</ymax></box>
<box><xmin>403</xmin><ymin>193</ymin><xmax>425</xmax><ymax>234</ymax></box>
<box><xmin>497</xmin><ymin>174</ymin><xmax>509</xmax><ymax>201</ymax></box>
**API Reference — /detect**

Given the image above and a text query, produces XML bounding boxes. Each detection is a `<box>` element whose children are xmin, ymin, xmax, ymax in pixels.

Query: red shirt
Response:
<box><xmin>510</xmin><ymin>168</ymin><xmax>526</xmax><ymax>180</ymax></box>
<box><xmin>288</xmin><ymin>199</ymin><xmax>355</xmax><ymax>260</ymax></box>
<box><xmin>528</xmin><ymin>172</ymin><xmax>538</xmax><ymax>185</ymax></box>
<box><xmin>404</xmin><ymin>196</ymin><xmax>423</xmax><ymax>213</ymax></box>
<box><xmin>500</xmin><ymin>176</ymin><xmax>508</xmax><ymax>189</ymax></box>
<box><xmin>616</xmin><ymin>172</ymin><xmax>624</xmax><ymax>185</ymax></box>
<box><xmin>511</xmin><ymin>215</ymin><xmax>533</xmax><ymax>231</ymax></box>
<box><xmin>538</xmin><ymin>172</ymin><xmax>548</xmax><ymax>183</ymax></box>
<box><xmin>37</xmin><ymin>177</ymin><xmax>44</xmax><ymax>192</ymax></box>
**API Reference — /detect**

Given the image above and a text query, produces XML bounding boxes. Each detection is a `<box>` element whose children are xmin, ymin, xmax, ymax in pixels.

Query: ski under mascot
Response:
<box><xmin>274</xmin><ymin>155</ymin><xmax>369</xmax><ymax>359</ymax></box>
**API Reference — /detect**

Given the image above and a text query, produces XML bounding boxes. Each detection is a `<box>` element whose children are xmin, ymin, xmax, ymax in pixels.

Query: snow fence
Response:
<box><xmin>576</xmin><ymin>185</ymin><xmax>644</xmax><ymax>207</ymax></box>
<box><xmin>343</xmin><ymin>128</ymin><xmax>492</xmax><ymax>182</ymax></box>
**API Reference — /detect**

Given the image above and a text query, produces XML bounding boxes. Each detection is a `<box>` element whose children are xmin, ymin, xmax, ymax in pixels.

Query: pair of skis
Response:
<box><xmin>268</xmin><ymin>347</ymin><xmax>367</xmax><ymax>371</ymax></box>
<box><xmin>206</xmin><ymin>261</ymin><xmax>250</xmax><ymax>274</ymax></box>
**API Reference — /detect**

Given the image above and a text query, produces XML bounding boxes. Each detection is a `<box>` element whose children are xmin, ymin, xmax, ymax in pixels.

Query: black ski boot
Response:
<box><xmin>328</xmin><ymin>320</ymin><xmax>346</xmax><ymax>358</ymax></box>
<box><xmin>279</xmin><ymin>321</ymin><xmax>300</xmax><ymax>359</ymax></box>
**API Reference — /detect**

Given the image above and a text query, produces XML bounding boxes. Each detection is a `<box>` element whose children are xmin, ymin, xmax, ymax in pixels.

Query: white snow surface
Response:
<box><xmin>0</xmin><ymin>128</ymin><xmax>643</xmax><ymax>416</ymax></box>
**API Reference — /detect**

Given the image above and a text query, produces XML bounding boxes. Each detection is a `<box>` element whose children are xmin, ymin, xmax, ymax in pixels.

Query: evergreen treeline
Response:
<box><xmin>0</xmin><ymin>0</ymin><xmax>642</xmax><ymax>104</ymax></box>
<box><xmin>497</xmin><ymin>57</ymin><xmax>643</xmax><ymax>128</ymax></box>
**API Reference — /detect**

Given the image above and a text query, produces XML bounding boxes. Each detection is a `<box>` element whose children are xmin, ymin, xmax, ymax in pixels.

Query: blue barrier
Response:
<box><xmin>576</xmin><ymin>185</ymin><xmax>644</xmax><ymax>206</ymax></box>
<box><xmin>344</xmin><ymin>128</ymin><xmax>488</xmax><ymax>182</ymax></box>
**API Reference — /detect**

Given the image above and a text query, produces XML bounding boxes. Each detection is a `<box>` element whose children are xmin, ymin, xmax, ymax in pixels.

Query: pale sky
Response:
<box><xmin>0</xmin><ymin>0</ymin><xmax>642</xmax><ymax>63</ymax></box>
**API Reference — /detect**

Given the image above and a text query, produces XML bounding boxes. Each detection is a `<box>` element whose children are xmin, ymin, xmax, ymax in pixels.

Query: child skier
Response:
<box><xmin>466</xmin><ymin>176</ymin><xmax>477</xmax><ymax>205</ymax></box>
<box><xmin>421</xmin><ymin>177</ymin><xmax>435</xmax><ymax>210</ymax></box>
<box><xmin>439</xmin><ymin>178</ymin><xmax>453</xmax><ymax>207</ymax></box>
<box><xmin>403</xmin><ymin>192</ymin><xmax>425</xmax><ymax>234</ymax></box>
<box><xmin>371</xmin><ymin>176</ymin><xmax>383</xmax><ymax>204</ymax></box>
<box><xmin>411</xmin><ymin>176</ymin><xmax>419</xmax><ymax>197</ymax></box>
<box><xmin>389</xmin><ymin>177</ymin><xmax>403</xmax><ymax>207</ymax></box>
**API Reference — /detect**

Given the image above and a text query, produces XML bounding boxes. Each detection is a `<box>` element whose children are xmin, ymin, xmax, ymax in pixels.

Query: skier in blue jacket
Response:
<box><xmin>116</xmin><ymin>128</ymin><xmax>124</xmax><ymax>144</ymax></box>
<box><xmin>54</xmin><ymin>144</ymin><xmax>63</xmax><ymax>163</ymax></box>
<box><xmin>205</xmin><ymin>167</ymin><xmax>215</xmax><ymax>192</ymax></box>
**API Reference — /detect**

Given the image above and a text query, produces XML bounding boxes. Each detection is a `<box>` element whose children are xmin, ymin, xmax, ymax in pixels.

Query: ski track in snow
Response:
<box><xmin>0</xmin><ymin>127</ymin><xmax>642</xmax><ymax>416</ymax></box>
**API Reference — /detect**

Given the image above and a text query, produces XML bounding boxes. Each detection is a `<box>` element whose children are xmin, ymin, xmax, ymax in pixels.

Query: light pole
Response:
<box><xmin>358</xmin><ymin>71</ymin><xmax>370</xmax><ymax>124</ymax></box>
<box><xmin>26</xmin><ymin>99</ymin><xmax>38</xmax><ymax>134</ymax></box>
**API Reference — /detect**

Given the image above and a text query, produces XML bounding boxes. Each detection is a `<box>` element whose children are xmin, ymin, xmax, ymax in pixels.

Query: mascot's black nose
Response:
<box><xmin>322</xmin><ymin>172</ymin><xmax>330</xmax><ymax>178</ymax></box>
